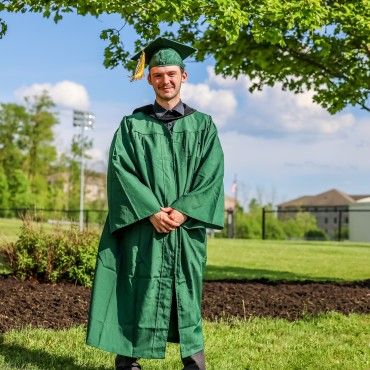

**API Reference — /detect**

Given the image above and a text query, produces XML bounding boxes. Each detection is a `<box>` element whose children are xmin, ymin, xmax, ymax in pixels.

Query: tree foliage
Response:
<box><xmin>0</xmin><ymin>102</ymin><xmax>28</xmax><ymax>175</ymax></box>
<box><xmin>0</xmin><ymin>93</ymin><xmax>102</xmax><ymax>212</ymax></box>
<box><xmin>0</xmin><ymin>165</ymin><xmax>9</xmax><ymax>209</ymax></box>
<box><xmin>22</xmin><ymin>94</ymin><xmax>58</xmax><ymax>182</ymax></box>
<box><xmin>0</xmin><ymin>93</ymin><xmax>59</xmax><ymax>208</ymax></box>
<box><xmin>2</xmin><ymin>0</ymin><xmax>369</xmax><ymax>113</ymax></box>
<box><xmin>7</xmin><ymin>169</ymin><xmax>32</xmax><ymax>208</ymax></box>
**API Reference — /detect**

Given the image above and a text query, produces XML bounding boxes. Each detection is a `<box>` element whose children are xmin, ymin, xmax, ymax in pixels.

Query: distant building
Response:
<box><xmin>349</xmin><ymin>198</ymin><xmax>370</xmax><ymax>242</ymax></box>
<box><xmin>277</xmin><ymin>189</ymin><xmax>370</xmax><ymax>238</ymax></box>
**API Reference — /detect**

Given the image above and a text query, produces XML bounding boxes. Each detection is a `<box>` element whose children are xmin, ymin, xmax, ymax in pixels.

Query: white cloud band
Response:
<box><xmin>14</xmin><ymin>80</ymin><xmax>90</xmax><ymax>111</ymax></box>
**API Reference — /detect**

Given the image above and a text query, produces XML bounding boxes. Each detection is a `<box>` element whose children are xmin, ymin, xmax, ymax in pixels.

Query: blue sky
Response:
<box><xmin>1</xmin><ymin>12</ymin><xmax>370</xmax><ymax>207</ymax></box>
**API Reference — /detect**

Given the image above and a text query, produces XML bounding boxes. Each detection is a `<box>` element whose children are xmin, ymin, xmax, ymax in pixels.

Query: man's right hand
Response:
<box><xmin>149</xmin><ymin>211</ymin><xmax>180</xmax><ymax>233</ymax></box>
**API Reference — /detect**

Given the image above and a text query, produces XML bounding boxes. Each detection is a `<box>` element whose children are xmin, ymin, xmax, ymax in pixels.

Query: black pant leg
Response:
<box><xmin>182</xmin><ymin>350</ymin><xmax>205</xmax><ymax>370</ymax></box>
<box><xmin>167</xmin><ymin>284</ymin><xmax>180</xmax><ymax>342</ymax></box>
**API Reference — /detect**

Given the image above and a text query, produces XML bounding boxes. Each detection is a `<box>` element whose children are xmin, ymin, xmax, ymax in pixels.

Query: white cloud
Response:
<box><xmin>245</xmin><ymin>86</ymin><xmax>355</xmax><ymax>137</ymax></box>
<box><xmin>181</xmin><ymin>82</ymin><xmax>237</xmax><ymax>126</ymax></box>
<box><xmin>205</xmin><ymin>66</ymin><xmax>356</xmax><ymax>138</ymax></box>
<box><xmin>14</xmin><ymin>80</ymin><xmax>90</xmax><ymax>111</ymax></box>
<box><xmin>206</xmin><ymin>66</ymin><xmax>247</xmax><ymax>88</ymax></box>
<box><xmin>206</xmin><ymin>66</ymin><xmax>265</xmax><ymax>98</ymax></box>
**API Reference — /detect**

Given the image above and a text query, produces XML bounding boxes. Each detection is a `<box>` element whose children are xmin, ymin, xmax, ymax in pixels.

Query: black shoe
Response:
<box><xmin>115</xmin><ymin>354</ymin><xmax>141</xmax><ymax>370</ymax></box>
<box><xmin>182</xmin><ymin>350</ymin><xmax>205</xmax><ymax>370</ymax></box>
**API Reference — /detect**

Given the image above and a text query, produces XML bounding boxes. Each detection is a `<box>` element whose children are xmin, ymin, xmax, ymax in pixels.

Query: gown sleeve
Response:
<box><xmin>107</xmin><ymin>118</ymin><xmax>162</xmax><ymax>234</ymax></box>
<box><xmin>170</xmin><ymin>119</ymin><xmax>225</xmax><ymax>230</ymax></box>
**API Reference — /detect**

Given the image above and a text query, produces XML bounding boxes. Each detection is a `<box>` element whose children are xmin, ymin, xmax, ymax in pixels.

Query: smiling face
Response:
<box><xmin>147</xmin><ymin>65</ymin><xmax>188</xmax><ymax>104</ymax></box>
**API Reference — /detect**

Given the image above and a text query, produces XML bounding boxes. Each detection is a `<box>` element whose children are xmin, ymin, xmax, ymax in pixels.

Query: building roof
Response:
<box><xmin>355</xmin><ymin>196</ymin><xmax>370</xmax><ymax>203</ymax></box>
<box><xmin>278</xmin><ymin>188</ymin><xmax>360</xmax><ymax>208</ymax></box>
<box><xmin>350</xmin><ymin>194</ymin><xmax>370</xmax><ymax>201</ymax></box>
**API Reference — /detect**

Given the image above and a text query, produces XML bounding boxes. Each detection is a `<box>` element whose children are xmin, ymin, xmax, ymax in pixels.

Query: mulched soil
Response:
<box><xmin>203</xmin><ymin>279</ymin><xmax>370</xmax><ymax>321</ymax></box>
<box><xmin>0</xmin><ymin>276</ymin><xmax>369</xmax><ymax>333</ymax></box>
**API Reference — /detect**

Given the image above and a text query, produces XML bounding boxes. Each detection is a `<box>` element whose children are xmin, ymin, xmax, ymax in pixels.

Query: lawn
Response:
<box><xmin>206</xmin><ymin>238</ymin><xmax>370</xmax><ymax>282</ymax></box>
<box><xmin>0</xmin><ymin>313</ymin><xmax>369</xmax><ymax>370</ymax></box>
<box><xmin>0</xmin><ymin>218</ymin><xmax>23</xmax><ymax>243</ymax></box>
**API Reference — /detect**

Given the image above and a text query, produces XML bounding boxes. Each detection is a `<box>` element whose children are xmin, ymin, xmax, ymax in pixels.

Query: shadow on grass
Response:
<box><xmin>204</xmin><ymin>265</ymin><xmax>348</xmax><ymax>283</ymax></box>
<box><xmin>0</xmin><ymin>340</ymin><xmax>109</xmax><ymax>370</ymax></box>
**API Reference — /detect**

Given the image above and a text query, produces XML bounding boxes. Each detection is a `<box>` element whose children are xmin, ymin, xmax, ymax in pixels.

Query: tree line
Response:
<box><xmin>0</xmin><ymin>92</ymin><xmax>106</xmax><ymax>212</ymax></box>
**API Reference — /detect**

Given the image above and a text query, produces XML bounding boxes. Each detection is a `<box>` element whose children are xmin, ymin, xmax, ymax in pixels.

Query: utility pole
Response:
<box><xmin>231</xmin><ymin>175</ymin><xmax>238</xmax><ymax>238</ymax></box>
<box><xmin>73</xmin><ymin>110</ymin><xmax>95</xmax><ymax>231</ymax></box>
<box><xmin>227</xmin><ymin>208</ymin><xmax>234</xmax><ymax>238</ymax></box>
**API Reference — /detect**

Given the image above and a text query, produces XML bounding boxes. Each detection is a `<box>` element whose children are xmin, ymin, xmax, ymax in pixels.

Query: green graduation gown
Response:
<box><xmin>86</xmin><ymin>107</ymin><xmax>224</xmax><ymax>359</ymax></box>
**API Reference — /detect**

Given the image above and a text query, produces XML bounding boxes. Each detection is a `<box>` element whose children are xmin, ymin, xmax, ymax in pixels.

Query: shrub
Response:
<box><xmin>304</xmin><ymin>229</ymin><xmax>328</xmax><ymax>241</ymax></box>
<box><xmin>265</xmin><ymin>214</ymin><xmax>286</xmax><ymax>240</ymax></box>
<box><xmin>3</xmin><ymin>221</ymin><xmax>99</xmax><ymax>286</ymax></box>
<box><xmin>281</xmin><ymin>212</ymin><xmax>318</xmax><ymax>239</ymax></box>
<box><xmin>332</xmin><ymin>226</ymin><xmax>349</xmax><ymax>240</ymax></box>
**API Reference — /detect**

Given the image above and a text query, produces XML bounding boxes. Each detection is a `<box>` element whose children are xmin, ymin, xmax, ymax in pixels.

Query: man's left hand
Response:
<box><xmin>161</xmin><ymin>207</ymin><xmax>188</xmax><ymax>225</ymax></box>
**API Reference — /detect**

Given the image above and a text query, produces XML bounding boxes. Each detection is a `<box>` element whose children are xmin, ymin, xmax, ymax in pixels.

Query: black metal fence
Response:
<box><xmin>0</xmin><ymin>208</ymin><xmax>108</xmax><ymax>228</ymax></box>
<box><xmin>3</xmin><ymin>207</ymin><xmax>369</xmax><ymax>241</ymax></box>
<box><xmin>262</xmin><ymin>207</ymin><xmax>370</xmax><ymax>241</ymax></box>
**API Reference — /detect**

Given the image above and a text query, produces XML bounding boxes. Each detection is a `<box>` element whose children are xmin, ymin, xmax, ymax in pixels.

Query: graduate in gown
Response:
<box><xmin>86</xmin><ymin>37</ymin><xmax>224</xmax><ymax>370</ymax></box>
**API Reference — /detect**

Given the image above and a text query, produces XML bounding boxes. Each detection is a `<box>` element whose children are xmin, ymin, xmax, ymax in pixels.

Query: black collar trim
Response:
<box><xmin>132</xmin><ymin>103</ymin><xmax>197</xmax><ymax>120</ymax></box>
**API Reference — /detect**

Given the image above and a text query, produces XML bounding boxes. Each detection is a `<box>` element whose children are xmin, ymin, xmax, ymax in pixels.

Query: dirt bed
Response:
<box><xmin>203</xmin><ymin>279</ymin><xmax>370</xmax><ymax>321</ymax></box>
<box><xmin>0</xmin><ymin>277</ymin><xmax>369</xmax><ymax>333</ymax></box>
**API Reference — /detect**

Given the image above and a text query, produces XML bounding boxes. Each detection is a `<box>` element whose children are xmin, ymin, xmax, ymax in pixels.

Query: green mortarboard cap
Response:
<box><xmin>130</xmin><ymin>37</ymin><xmax>196</xmax><ymax>80</ymax></box>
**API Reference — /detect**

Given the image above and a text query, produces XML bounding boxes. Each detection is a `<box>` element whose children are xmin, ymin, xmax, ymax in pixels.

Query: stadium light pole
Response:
<box><xmin>73</xmin><ymin>110</ymin><xmax>95</xmax><ymax>231</ymax></box>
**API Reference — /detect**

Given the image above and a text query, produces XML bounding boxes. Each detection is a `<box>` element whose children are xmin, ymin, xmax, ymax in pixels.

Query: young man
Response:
<box><xmin>86</xmin><ymin>37</ymin><xmax>224</xmax><ymax>370</ymax></box>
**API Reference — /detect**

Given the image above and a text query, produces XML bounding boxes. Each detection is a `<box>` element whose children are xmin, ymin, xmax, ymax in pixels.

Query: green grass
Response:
<box><xmin>205</xmin><ymin>238</ymin><xmax>370</xmax><ymax>282</ymax></box>
<box><xmin>0</xmin><ymin>218</ymin><xmax>23</xmax><ymax>244</ymax></box>
<box><xmin>0</xmin><ymin>313</ymin><xmax>369</xmax><ymax>370</ymax></box>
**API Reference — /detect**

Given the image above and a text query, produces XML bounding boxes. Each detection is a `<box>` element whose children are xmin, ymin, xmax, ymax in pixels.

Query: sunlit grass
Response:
<box><xmin>0</xmin><ymin>218</ymin><xmax>23</xmax><ymax>244</ymax></box>
<box><xmin>1</xmin><ymin>313</ymin><xmax>369</xmax><ymax>370</ymax></box>
<box><xmin>206</xmin><ymin>238</ymin><xmax>370</xmax><ymax>282</ymax></box>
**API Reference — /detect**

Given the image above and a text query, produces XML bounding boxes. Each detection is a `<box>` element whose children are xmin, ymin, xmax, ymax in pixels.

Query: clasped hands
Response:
<box><xmin>149</xmin><ymin>207</ymin><xmax>188</xmax><ymax>233</ymax></box>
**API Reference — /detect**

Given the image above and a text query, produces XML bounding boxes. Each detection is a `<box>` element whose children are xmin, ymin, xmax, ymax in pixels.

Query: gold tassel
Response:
<box><xmin>131</xmin><ymin>51</ymin><xmax>146</xmax><ymax>81</ymax></box>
